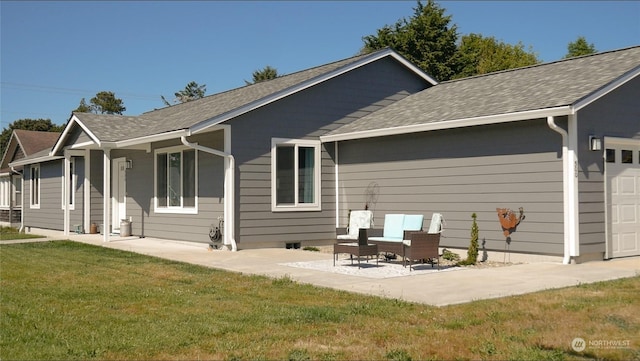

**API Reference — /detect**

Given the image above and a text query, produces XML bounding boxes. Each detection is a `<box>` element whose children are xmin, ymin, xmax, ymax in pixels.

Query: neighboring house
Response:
<box><xmin>10</xmin><ymin>48</ymin><xmax>436</xmax><ymax>249</ymax></box>
<box><xmin>321</xmin><ymin>46</ymin><xmax>640</xmax><ymax>263</ymax></box>
<box><xmin>0</xmin><ymin>130</ymin><xmax>61</xmax><ymax>227</ymax></box>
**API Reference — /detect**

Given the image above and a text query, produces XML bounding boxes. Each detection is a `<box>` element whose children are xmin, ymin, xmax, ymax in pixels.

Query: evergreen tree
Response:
<box><xmin>564</xmin><ymin>36</ymin><xmax>597</xmax><ymax>58</ymax></box>
<box><xmin>361</xmin><ymin>0</ymin><xmax>459</xmax><ymax>81</ymax></box>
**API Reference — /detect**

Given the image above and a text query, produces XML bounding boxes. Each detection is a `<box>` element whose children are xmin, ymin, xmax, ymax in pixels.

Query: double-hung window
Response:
<box><xmin>271</xmin><ymin>138</ymin><xmax>321</xmax><ymax>211</ymax></box>
<box><xmin>155</xmin><ymin>147</ymin><xmax>197</xmax><ymax>213</ymax></box>
<box><xmin>30</xmin><ymin>164</ymin><xmax>40</xmax><ymax>209</ymax></box>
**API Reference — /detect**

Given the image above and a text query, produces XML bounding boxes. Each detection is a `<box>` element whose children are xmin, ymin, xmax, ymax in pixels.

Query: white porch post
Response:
<box><xmin>84</xmin><ymin>149</ymin><xmax>91</xmax><ymax>233</ymax></box>
<box><xmin>63</xmin><ymin>154</ymin><xmax>70</xmax><ymax>236</ymax></box>
<box><xmin>103</xmin><ymin>148</ymin><xmax>111</xmax><ymax>242</ymax></box>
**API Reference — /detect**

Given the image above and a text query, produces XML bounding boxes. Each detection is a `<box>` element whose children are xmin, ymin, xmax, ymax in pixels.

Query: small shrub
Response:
<box><xmin>442</xmin><ymin>249</ymin><xmax>460</xmax><ymax>261</ymax></box>
<box><xmin>303</xmin><ymin>246</ymin><xmax>320</xmax><ymax>252</ymax></box>
<box><xmin>460</xmin><ymin>213</ymin><xmax>479</xmax><ymax>265</ymax></box>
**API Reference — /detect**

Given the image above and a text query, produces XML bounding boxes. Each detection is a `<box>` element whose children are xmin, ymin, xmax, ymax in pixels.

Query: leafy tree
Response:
<box><xmin>361</xmin><ymin>0</ymin><xmax>459</xmax><ymax>81</ymax></box>
<box><xmin>73</xmin><ymin>98</ymin><xmax>92</xmax><ymax>113</ymax></box>
<box><xmin>245</xmin><ymin>66</ymin><xmax>279</xmax><ymax>85</ymax></box>
<box><xmin>0</xmin><ymin>119</ymin><xmax>64</xmax><ymax>158</ymax></box>
<box><xmin>454</xmin><ymin>34</ymin><xmax>540</xmax><ymax>79</ymax></box>
<box><xmin>73</xmin><ymin>91</ymin><xmax>126</xmax><ymax>115</ymax></box>
<box><xmin>564</xmin><ymin>36</ymin><xmax>597</xmax><ymax>58</ymax></box>
<box><xmin>162</xmin><ymin>81</ymin><xmax>207</xmax><ymax>106</ymax></box>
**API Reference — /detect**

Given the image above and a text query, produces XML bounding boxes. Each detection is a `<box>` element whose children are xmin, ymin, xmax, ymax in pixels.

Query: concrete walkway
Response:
<box><xmin>7</xmin><ymin>229</ymin><xmax>639</xmax><ymax>307</ymax></box>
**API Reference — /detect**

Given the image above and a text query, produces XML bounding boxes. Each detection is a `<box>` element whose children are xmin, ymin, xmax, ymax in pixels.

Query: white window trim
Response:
<box><xmin>0</xmin><ymin>177</ymin><xmax>9</xmax><ymax>208</ymax></box>
<box><xmin>271</xmin><ymin>138</ymin><xmax>322</xmax><ymax>212</ymax></box>
<box><xmin>13</xmin><ymin>174</ymin><xmax>22</xmax><ymax>209</ymax></box>
<box><xmin>30</xmin><ymin>164</ymin><xmax>40</xmax><ymax>209</ymax></box>
<box><xmin>154</xmin><ymin>145</ymin><xmax>198</xmax><ymax>214</ymax></box>
<box><xmin>62</xmin><ymin>158</ymin><xmax>76</xmax><ymax>210</ymax></box>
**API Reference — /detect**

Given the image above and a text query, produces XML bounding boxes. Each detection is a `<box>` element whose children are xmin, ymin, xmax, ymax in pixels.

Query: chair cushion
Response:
<box><xmin>382</xmin><ymin>214</ymin><xmax>405</xmax><ymax>239</ymax></box>
<box><xmin>345</xmin><ymin>210</ymin><xmax>373</xmax><ymax>239</ymax></box>
<box><xmin>428</xmin><ymin>213</ymin><xmax>444</xmax><ymax>234</ymax></box>
<box><xmin>403</xmin><ymin>214</ymin><xmax>424</xmax><ymax>231</ymax></box>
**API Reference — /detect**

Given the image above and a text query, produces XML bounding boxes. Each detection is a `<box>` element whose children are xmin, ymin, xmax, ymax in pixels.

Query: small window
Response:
<box><xmin>605</xmin><ymin>149</ymin><xmax>615</xmax><ymax>163</ymax></box>
<box><xmin>13</xmin><ymin>175</ymin><xmax>22</xmax><ymax>208</ymax></box>
<box><xmin>30</xmin><ymin>164</ymin><xmax>40</xmax><ymax>208</ymax></box>
<box><xmin>0</xmin><ymin>177</ymin><xmax>8</xmax><ymax>208</ymax></box>
<box><xmin>62</xmin><ymin>158</ymin><xmax>76</xmax><ymax>210</ymax></box>
<box><xmin>155</xmin><ymin>147</ymin><xmax>197</xmax><ymax>213</ymax></box>
<box><xmin>271</xmin><ymin>138</ymin><xmax>321</xmax><ymax>211</ymax></box>
<box><xmin>621</xmin><ymin>150</ymin><xmax>633</xmax><ymax>164</ymax></box>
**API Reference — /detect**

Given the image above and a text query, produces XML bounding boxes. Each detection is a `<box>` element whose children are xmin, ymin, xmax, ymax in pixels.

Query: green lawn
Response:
<box><xmin>0</xmin><ymin>226</ymin><xmax>44</xmax><ymax>241</ymax></box>
<box><xmin>1</xmin><ymin>241</ymin><xmax>638</xmax><ymax>360</ymax></box>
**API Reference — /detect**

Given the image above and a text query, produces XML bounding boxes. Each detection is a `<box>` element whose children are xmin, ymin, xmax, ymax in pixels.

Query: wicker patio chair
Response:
<box><xmin>403</xmin><ymin>232</ymin><xmax>441</xmax><ymax>271</ymax></box>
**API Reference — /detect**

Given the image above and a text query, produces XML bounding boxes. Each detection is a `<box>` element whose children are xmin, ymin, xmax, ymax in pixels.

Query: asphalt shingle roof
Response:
<box><xmin>73</xmin><ymin>50</ymin><xmax>387</xmax><ymax>143</ymax></box>
<box><xmin>324</xmin><ymin>46</ymin><xmax>640</xmax><ymax>138</ymax></box>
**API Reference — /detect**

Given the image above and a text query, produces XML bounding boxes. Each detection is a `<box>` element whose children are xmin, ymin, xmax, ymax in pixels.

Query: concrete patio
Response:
<box><xmin>5</xmin><ymin>229</ymin><xmax>639</xmax><ymax>307</ymax></box>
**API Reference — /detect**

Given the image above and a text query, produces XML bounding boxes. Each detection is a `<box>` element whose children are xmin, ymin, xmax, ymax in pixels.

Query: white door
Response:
<box><xmin>112</xmin><ymin>157</ymin><xmax>127</xmax><ymax>234</ymax></box>
<box><xmin>605</xmin><ymin>139</ymin><xmax>640</xmax><ymax>258</ymax></box>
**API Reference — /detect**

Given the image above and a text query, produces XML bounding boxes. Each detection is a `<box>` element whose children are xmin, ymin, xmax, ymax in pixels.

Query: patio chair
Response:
<box><xmin>403</xmin><ymin>232</ymin><xmax>441</xmax><ymax>271</ymax></box>
<box><xmin>403</xmin><ymin>213</ymin><xmax>445</xmax><ymax>271</ymax></box>
<box><xmin>334</xmin><ymin>210</ymin><xmax>377</xmax><ymax>268</ymax></box>
<box><xmin>337</xmin><ymin>210</ymin><xmax>373</xmax><ymax>241</ymax></box>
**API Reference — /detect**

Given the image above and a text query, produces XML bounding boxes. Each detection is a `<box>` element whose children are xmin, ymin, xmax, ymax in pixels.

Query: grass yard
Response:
<box><xmin>0</xmin><ymin>226</ymin><xmax>44</xmax><ymax>241</ymax></box>
<box><xmin>1</xmin><ymin>241</ymin><xmax>638</xmax><ymax>360</ymax></box>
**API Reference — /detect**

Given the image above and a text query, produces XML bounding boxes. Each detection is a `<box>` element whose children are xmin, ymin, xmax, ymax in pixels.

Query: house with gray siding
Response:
<box><xmin>321</xmin><ymin>46</ymin><xmax>640</xmax><ymax>263</ymax></box>
<box><xmin>11</xmin><ymin>46</ymin><xmax>639</xmax><ymax>264</ymax></box>
<box><xmin>12</xmin><ymin>48</ymin><xmax>435</xmax><ymax>250</ymax></box>
<box><xmin>0</xmin><ymin>130</ymin><xmax>60</xmax><ymax>228</ymax></box>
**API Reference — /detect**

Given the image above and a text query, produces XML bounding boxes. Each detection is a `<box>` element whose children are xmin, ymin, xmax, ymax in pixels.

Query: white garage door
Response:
<box><xmin>605</xmin><ymin>138</ymin><xmax>640</xmax><ymax>258</ymax></box>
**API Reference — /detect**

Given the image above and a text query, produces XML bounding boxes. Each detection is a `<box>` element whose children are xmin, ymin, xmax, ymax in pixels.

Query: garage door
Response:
<box><xmin>605</xmin><ymin>138</ymin><xmax>640</xmax><ymax>258</ymax></box>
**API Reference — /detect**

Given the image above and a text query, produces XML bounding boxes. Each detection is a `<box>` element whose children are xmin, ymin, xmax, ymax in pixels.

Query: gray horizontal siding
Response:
<box><xmin>116</xmin><ymin>132</ymin><xmax>225</xmax><ymax>243</ymax></box>
<box><xmin>576</xmin><ymin>75</ymin><xmax>640</xmax><ymax>256</ymax></box>
<box><xmin>337</xmin><ymin>119</ymin><xmax>566</xmax><ymax>256</ymax></box>
<box><xmin>90</xmin><ymin>150</ymin><xmax>104</xmax><ymax>227</ymax></box>
<box><xmin>23</xmin><ymin>161</ymin><xmax>64</xmax><ymax>230</ymax></box>
<box><xmin>230</xmin><ymin>57</ymin><xmax>428</xmax><ymax>246</ymax></box>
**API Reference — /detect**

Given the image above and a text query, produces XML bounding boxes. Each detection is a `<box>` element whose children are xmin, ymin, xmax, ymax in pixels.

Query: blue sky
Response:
<box><xmin>1</xmin><ymin>1</ymin><xmax>639</xmax><ymax>126</ymax></box>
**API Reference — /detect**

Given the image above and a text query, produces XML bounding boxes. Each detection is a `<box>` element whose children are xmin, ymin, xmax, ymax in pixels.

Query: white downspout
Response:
<box><xmin>181</xmin><ymin>135</ymin><xmax>237</xmax><ymax>251</ymax></box>
<box><xmin>547</xmin><ymin>116</ymin><xmax>574</xmax><ymax>264</ymax></box>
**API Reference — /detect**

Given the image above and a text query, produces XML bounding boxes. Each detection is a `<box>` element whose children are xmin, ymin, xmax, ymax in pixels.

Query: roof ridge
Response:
<box><xmin>442</xmin><ymin>45</ymin><xmax>640</xmax><ymax>85</ymax></box>
<box><xmin>141</xmin><ymin>49</ymin><xmax>386</xmax><ymax>116</ymax></box>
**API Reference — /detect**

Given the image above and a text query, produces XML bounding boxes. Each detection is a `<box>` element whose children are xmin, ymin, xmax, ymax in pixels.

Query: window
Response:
<box><xmin>605</xmin><ymin>149</ymin><xmax>615</xmax><ymax>163</ymax></box>
<box><xmin>62</xmin><ymin>158</ymin><xmax>76</xmax><ymax>210</ymax></box>
<box><xmin>13</xmin><ymin>175</ymin><xmax>22</xmax><ymax>208</ymax></box>
<box><xmin>0</xmin><ymin>177</ymin><xmax>9</xmax><ymax>208</ymax></box>
<box><xmin>155</xmin><ymin>147</ymin><xmax>197</xmax><ymax>213</ymax></box>
<box><xmin>621</xmin><ymin>150</ymin><xmax>633</xmax><ymax>164</ymax></box>
<box><xmin>271</xmin><ymin>138</ymin><xmax>321</xmax><ymax>211</ymax></box>
<box><xmin>30</xmin><ymin>164</ymin><xmax>40</xmax><ymax>208</ymax></box>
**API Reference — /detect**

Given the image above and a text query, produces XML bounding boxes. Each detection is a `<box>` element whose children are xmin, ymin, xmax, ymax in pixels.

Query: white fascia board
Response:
<box><xmin>191</xmin><ymin>49</ymin><xmax>436</xmax><ymax>134</ymax></box>
<box><xmin>573</xmin><ymin>66</ymin><xmax>640</xmax><ymax>112</ymax></box>
<box><xmin>113</xmin><ymin>129</ymin><xmax>189</xmax><ymax>149</ymax></box>
<box><xmin>604</xmin><ymin>136</ymin><xmax>640</xmax><ymax>146</ymax></box>
<box><xmin>0</xmin><ymin>134</ymin><xmax>17</xmax><ymax>169</ymax></box>
<box><xmin>9</xmin><ymin>155</ymin><xmax>64</xmax><ymax>167</ymax></box>
<box><xmin>52</xmin><ymin>115</ymin><xmax>102</xmax><ymax>155</ymax></box>
<box><xmin>320</xmin><ymin>106</ymin><xmax>573</xmax><ymax>143</ymax></box>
